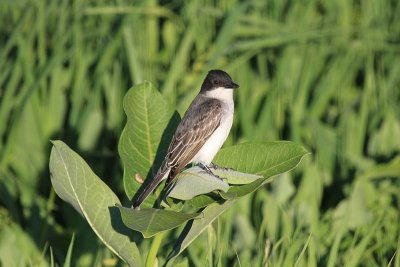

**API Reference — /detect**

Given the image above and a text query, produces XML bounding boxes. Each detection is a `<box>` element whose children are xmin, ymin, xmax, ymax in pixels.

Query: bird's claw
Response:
<box><xmin>209</xmin><ymin>162</ymin><xmax>233</xmax><ymax>171</ymax></box>
<box><xmin>198</xmin><ymin>163</ymin><xmax>223</xmax><ymax>180</ymax></box>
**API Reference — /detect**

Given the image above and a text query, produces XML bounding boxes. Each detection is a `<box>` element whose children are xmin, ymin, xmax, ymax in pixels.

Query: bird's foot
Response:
<box><xmin>209</xmin><ymin>162</ymin><xmax>233</xmax><ymax>171</ymax></box>
<box><xmin>198</xmin><ymin>162</ymin><xmax>223</xmax><ymax>180</ymax></box>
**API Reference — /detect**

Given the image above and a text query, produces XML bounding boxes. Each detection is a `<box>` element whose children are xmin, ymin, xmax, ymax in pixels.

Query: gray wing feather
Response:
<box><xmin>164</xmin><ymin>97</ymin><xmax>222</xmax><ymax>184</ymax></box>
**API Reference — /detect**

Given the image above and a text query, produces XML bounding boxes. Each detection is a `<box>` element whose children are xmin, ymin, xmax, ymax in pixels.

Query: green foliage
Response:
<box><xmin>168</xmin><ymin>200</ymin><xmax>236</xmax><ymax>262</ymax></box>
<box><xmin>1</xmin><ymin>0</ymin><xmax>399</xmax><ymax>266</ymax></box>
<box><xmin>168</xmin><ymin>167</ymin><xmax>230</xmax><ymax>200</ymax></box>
<box><xmin>119</xmin><ymin>81</ymin><xmax>180</xmax><ymax>204</ymax></box>
<box><xmin>48</xmin><ymin>83</ymin><xmax>307</xmax><ymax>266</ymax></box>
<box><xmin>49</xmin><ymin>141</ymin><xmax>142</xmax><ymax>267</ymax></box>
<box><xmin>118</xmin><ymin>206</ymin><xmax>200</xmax><ymax>238</ymax></box>
<box><xmin>211</xmin><ymin>166</ymin><xmax>263</xmax><ymax>185</ymax></box>
<box><xmin>214</xmin><ymin>142</ymin><xmax>309</xmax><ymax>178</ymax></box>
<box><xmin>63</xmin><ymin>234</ymin><xmax>75</xmax><ymax>267</ymax></box>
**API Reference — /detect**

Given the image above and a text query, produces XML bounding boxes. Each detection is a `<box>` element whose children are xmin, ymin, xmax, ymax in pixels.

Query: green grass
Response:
<box><xmin>1</xmin><ymin>0</ymin><xmax>399</xmax><ymax>266</ymax></box>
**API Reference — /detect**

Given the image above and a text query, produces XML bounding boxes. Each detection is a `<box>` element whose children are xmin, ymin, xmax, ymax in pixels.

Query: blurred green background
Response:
<box><xmin>1</xmin><ymin>0</ymin><xmax>400</xmax><ymax>266</ymax></box>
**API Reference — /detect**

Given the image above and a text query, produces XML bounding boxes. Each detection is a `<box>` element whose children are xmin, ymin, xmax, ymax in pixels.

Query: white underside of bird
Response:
<box><xmin>191</xmin><ymin>87</ymin><xmax>234</xmax><ymax>164</ymax></box>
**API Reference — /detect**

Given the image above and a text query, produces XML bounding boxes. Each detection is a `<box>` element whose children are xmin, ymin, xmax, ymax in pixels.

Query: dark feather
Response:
<box><xmin>164</xmin><ymin>96</ymin><xmax>222</xmax><ymax>185</ymax></box>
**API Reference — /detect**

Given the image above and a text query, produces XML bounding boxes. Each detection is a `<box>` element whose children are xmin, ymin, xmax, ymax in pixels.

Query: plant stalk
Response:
<box><xmin>146</xmin><ymin>232</ymin><xmax>165</xmax><ymax>267</ymax></box>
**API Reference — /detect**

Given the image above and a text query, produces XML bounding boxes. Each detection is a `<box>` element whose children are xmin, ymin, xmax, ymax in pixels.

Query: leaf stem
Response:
<box><xmin>146</xmin><ymin>232</ymin><xmax>165</xmax><ymax>267</ymax></box>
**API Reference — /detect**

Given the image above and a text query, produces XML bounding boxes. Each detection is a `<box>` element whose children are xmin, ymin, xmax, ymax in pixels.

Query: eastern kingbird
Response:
<box><xmin>132</xmin><ymin>69</ymin><xmax>239</xmax><ymax>209</ymax></box>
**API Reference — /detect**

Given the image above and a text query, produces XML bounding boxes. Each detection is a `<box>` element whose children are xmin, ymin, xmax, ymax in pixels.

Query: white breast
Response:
<box><xmin>191</xmin><ymin>88</ymin><xmax>234</xmax><ymax>165</ymax></box>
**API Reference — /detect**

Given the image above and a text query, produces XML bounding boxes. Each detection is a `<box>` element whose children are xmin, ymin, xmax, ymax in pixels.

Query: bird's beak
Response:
<box><xmin>230</xmin><ymin>82</ymin><xmax>239</xmax><ymax>89</ymax></box>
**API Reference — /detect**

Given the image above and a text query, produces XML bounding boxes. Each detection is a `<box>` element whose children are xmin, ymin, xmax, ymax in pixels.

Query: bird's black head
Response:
<box><xmin>200</xmin><ymin>69</ymin><xmax>239</xmax><ymax>92</ymax></box>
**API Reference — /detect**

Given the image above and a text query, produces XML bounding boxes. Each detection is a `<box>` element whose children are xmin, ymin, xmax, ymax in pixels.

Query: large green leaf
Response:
<box><xmin>168</xmin><ymin>141</ymin><xmax>309</xmax><ymax>260</ymax></box>
<box><xmin>167</xmin><ymin>166</ymin><xmax>264</xmax><ymax>206</ymax></box>
<box><xmin>215</xmin><ymin>142</ymin><xmax>308</xmax><ymax>199</ymax></box>
<box><xmin>49</xmin><ymin>140</ymin><xmax>142</xmax><ymax>267</ymax></box>
<box><xmin>219</xmin><ymin>177</ymin><xmax>274</xmax><ymax>199</ymax></box>
<box><xmin>118</xmin><ymin>82</ymin><xmax>180</xmax><ymax>206</ymax></box>
<box><xmin>185</xmin><ymin>142</ymin><xmax>307</xmax><ymax>206</ymax></box>
<box><xmin>185</xmin><ymin>194</ymin><xmax>219</xmax><ymax>209</ymax></box>
<box><xmin>214</xmin><ymin>141</ymin><xmax>309</xmax><ymax>176</ymax></box>
<box><xmin>173</xmin><ymin>166</ymin><xmax>264</xmax><ymax>209</ymax></box>
<box><xmin>118</xmin><ymin>206</ymin><xmax>200</xmax><ymax>238</ymax></box>
<box><xmin>211</xmin><ymin>166</ymin><xmax>263</xmax><ymax>184</ymax></box>
<box><xmin>167</xmin><ymin>166</ymin><xmax>229</xmax><ymax>200</ymax></box>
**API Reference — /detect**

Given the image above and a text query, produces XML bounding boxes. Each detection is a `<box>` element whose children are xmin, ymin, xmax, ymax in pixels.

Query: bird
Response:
<box><xmin>132</xmin><ymin>69</ymin><xmax>239</xmax><ymax>209</ymax></box>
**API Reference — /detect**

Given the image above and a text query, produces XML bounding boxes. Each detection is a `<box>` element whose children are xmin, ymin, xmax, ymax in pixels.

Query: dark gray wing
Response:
<box><xmin>164</xmin><ymin>97</ymin><xmax>222</xmax><ymax>184</ymax></box>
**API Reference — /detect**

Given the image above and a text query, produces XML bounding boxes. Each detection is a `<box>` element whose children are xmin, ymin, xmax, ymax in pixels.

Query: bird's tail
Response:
<box><xmin>131</xmin><ymin>164</ymin><xmax>170</xmax><ymax>209</ymax></box>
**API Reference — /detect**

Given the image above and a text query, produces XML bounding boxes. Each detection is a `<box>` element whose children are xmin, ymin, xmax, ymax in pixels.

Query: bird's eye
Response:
<box><xmin>212</xmin><ymin>80</ymin><xmax>219</xmax><ymax>85</ymax></box>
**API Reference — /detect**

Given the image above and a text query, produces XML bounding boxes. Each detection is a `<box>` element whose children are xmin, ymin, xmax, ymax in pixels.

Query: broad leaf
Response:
<box><xmin>214</xmin><ymin>141</ymin><xmax>309</xmax><ymax>176</ymax></box>
<box><xmin>219</xmin><ymin>177</ymin><xmax>274</xmax><ymax>199</ymax></box>
<box><xmin>186</xmin><ymin>142</ymin><xmax>307</xmax><ymax>206</ymax></box>
<box><xmin>118</xmin><ymin>206</ymin><xmax>200</xmax><ymax>238</ymax></box>
<box><xmin>118</xmin><ymin>82</ymin><xmax>180</xmax><ymax>207</ymax></box>
<box><xmin>186</xmin><ymin>194</ymin><xmax>219</xmax><ymax>209</ymax></box>
<box><xmin>215</xmin><ymin>142</ymin><xmax>308</xmax><ymax>199</ymax></box>
<box><xmin>168</xmin><ymin>141</ymin><xmax>309</xmax><ymax>260</ymax></box>
<box><xmin>211</xmin><ymin>167</ymin><xmax>263</xmax><ymax>184</ymax></box>
<box><xmin>49</xmin><ymin>141</ymin><xmax>142</xmax><ymax>267</ymax></box>
<box><xmin>167</xmin><ymin>167</ymin><xmax>229</xmax><ymax>200</ymax></box>
<box><xmin>177</xmin><ymin>167</ymin><xmax>270</xmax><ymax>209</ymax></box>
